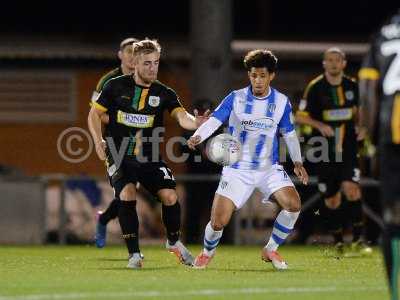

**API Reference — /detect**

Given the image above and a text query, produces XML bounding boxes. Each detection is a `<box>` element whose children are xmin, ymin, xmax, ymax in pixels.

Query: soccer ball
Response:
<box><xmin>206</xmin><ymin>133</ymin><xmax>242</xmax><ymax>166</ymax></box>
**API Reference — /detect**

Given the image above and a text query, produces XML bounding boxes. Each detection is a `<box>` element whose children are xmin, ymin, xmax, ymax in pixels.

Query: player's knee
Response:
<box><xmin>210</xmin><ymin>215</ymin><xmax>229</xmax><ymax>231</ymax></box>
<box><xmin>158</xmin><ymin>189</ymin><xmax>178</xmax><ymax>206</ymax></box>
<box><xmin>288</xmin><ymin>197</ymin><xmax>301</xmax><ymax>212</ymax></box>
<box><xmin>343</xmin><ymin>184</ymin><xmax>361</xmax><ymax>201</ymax></box>
<box><xmin>119</xmin><ymin>184</ymin><xmax>136</xmax><ymax>201</ymax></box>
<box><xmin>325</xmin><ymin>193</ymin><xmax>341</xmax><ymax>209</ymax></box>
<box><xmin>342</xmin><ymin>181</ymin><xmax>361</xmax><ymax>201</ymax></box>
<box><xmin>210</xmin><ymin>219</ymin><xmax>225</xmax><ymax>231</ymax></box>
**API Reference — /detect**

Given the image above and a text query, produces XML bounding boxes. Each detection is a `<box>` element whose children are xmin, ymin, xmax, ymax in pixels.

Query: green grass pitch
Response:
<box><xmin>0</xmin><ymin>245</ymin><xmax>388</xmax><ymax>300</ymax></box>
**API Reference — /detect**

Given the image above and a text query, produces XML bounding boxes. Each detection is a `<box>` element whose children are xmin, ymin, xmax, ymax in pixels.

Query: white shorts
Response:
<box><xmin>215</xmin><ymin>164</ymin><xmax>294</xmax><ymax>209</ymax></box>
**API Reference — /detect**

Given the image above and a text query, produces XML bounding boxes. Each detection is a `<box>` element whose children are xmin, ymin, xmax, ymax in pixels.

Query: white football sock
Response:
<box><xmin>266</xmin><ymin>210</ymin><xmax>300</xmax><ymax>251</ymax></box>
<box><xmin>203</xmin><ymin>221</ymin><xmax>223</xmax><ymax>256</ymax></box>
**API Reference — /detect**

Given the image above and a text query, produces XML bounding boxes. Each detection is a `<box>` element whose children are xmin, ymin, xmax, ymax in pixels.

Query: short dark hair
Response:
<box><xmin>133</xmin><ymin>38</ymin><xmax>162</xmax><ymax>56</ymax></box>
<box><xmin>120</xmin><ymin>37</ymin><xmax>139</xmax><ymax>50</ymax></box>
<box><xmin>243</xmin><ymin>49</ymin><xmax>278</xmax><ymax>73</ymax></box>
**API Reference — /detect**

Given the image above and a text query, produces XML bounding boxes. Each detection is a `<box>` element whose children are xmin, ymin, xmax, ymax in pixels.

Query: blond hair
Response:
<box><xmin>133</xmin><ymin>38</ymin><xmax>161</xmax><ymax>56</ymax></box>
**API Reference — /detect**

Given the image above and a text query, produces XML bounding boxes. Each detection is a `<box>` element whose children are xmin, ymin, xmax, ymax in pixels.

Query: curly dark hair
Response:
<box><xmin>243</xmin><ymin>49</ymin><xmax>278</xmax><ymax>73</ymax></box>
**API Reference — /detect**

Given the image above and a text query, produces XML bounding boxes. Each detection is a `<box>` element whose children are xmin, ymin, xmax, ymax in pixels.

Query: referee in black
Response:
<box><xmin>359</xmin><ymin>10</ymin><xmax>400</xmax><ymax>299</ymax></box>
<box><xmin>296</xmin><ymin>47</ymin><xmax>371</xmax><ymax>255</ymax></box>
<box><xmin>91</xmin><ymin>37</ymin><xmax>140</xmax><ymax>249</ymax></box>
<box><xmin>88</xmin><ymin>39</ymin><xmax>209</xmax><ymax>269</ymax></box>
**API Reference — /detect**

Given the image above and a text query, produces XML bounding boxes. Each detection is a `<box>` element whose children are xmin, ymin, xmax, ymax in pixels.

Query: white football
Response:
<box><xmin>206</xmin><ymin>133</ymin><xmax>242</xmax><ymax>166</ymax></box>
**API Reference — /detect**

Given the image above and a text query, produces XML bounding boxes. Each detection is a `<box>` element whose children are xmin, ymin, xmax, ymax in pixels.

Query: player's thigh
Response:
<box><xmin>109</xmin><ymin>160</ymin><xmax>139</xmax><ymax>200</ymax></box>
<box><xmin>340</xmin><ymin>159</ymin><xmax>361</xmax><ymax>201</ymax></box>
<box><xmin>138</xmin><ymin>162</ymin><xmax>177</xmax><ymax>199</ymax></box>
<box><xmin>210</xmin><ymin>193</ymin><xmax>237</xmax><ymax>230</ymax></box>
<box><xmin>317</xmin><ymin>162</ymin><xmax>341</xmax><ymax>200</ymax></box>
<box><xmin>257</xmin><ymin>165</ymin><xmax>295</xmax><ymax>204</ymax></box>
<box><xmin>120</xmin><ymin>183</ymin><xmax>137</xmax><ymax>201</ymax></box>
<box><xmin>270</xmin><ymin>186</ymin><xmax>301</xmax><ymax>212</ymax></box>
<box><xmin>215</xmin><ymin>167</ymin><xmax>255</xmax><ymax>210</ymax></box>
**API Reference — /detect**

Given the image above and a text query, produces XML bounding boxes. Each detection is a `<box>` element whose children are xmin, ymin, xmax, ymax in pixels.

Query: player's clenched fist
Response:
<box><xmin>95</xmin><ymin>139</ymin><xmax>107</xmax><ymax>161</ymax></box>
<box><xmin>187</xmin><ymin>135</ymin><xmax>201</xmax><ymax>150</ymax></box>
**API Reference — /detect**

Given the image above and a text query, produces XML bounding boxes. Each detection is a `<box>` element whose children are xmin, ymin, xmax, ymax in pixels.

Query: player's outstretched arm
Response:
<box><xmin>173</xmin><ymin>109</ymin><xmax>211</xmax><ymax>130</ymax></box>
<box><xmin>88</xmin><ymin>106</ymin><xmax>107</xmax><ymax>161</ymax></box>
<box><xmin>187</xmin><ymin>117</ymin><xmax>222</xmax><ymax>150</ymax></box>
<box><xmin>282</xmin><ymin>130</ymin><xmax>308</xmax><ymax>185</ymax></box>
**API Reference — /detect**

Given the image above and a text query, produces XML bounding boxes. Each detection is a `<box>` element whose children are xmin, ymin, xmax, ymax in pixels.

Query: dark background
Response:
<box><xmin>1</xmin><ymin>1</ymin><xmax>398</xmax><ymax>41</ymax></box>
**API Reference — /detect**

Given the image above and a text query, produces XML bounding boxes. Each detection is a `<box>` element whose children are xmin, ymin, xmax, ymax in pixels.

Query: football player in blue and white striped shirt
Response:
<box><xmin>188</xmin><ymin>49</ymin><xmax>308</xmax><ymax>270</ymax></box>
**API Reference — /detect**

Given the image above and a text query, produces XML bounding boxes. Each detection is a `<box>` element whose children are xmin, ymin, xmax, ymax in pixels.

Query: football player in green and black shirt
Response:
<box><xmin>359</xmin><ymin>10</ymin><xmax>400</xmax><ymax>299</ymax></box>
<box><xmin>296</xmin><ymin>47</ymin><xmax>371</xmax><ymax>255</ymax></box>
<box><xmin>91</xmin><ymin>37</ymin><xmax>138</xmax><ymax>104</ymax></box>
<box><xmin>88</xmin><ymin>39</ymin><xmax>209</xmax><ymax>269</ymax></box>
<box><xmin>91</xmin><ymin>37</ymin><xmax>143</xmax><ymax>250</ymax></box>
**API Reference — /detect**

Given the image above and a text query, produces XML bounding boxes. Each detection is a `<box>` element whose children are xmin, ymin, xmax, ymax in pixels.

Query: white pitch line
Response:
<box><xmin>0</xmin><ymin>286</ymin><xmax>385</xmax><ymax>300</ymax></box>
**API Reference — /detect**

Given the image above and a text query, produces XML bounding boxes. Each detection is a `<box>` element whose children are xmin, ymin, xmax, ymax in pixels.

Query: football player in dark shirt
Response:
<box><xmin>91</xmin><ymin>37</ymin><xmax>140</xmax><ymax>250</ymax></box>
<box><xmin>359</xmin><ymin>10</ymin><xmax>400</xmax><ymax>299</ymax></box>
<box><xmin>296</xmin><ymin>48</ymin><xmax>371</xmax><ymax>255</ymax></box>
<box><xmin>88</xmin><ymin>39</ymin><xmax>210</xmax><ymax>269</ymax></box>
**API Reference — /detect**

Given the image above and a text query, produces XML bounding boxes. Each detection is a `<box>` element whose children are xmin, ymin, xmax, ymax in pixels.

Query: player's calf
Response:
<box><xmin>95</xmin><ymin>211</ymin><xmax>107</xmax><ymax>248</ymax></box>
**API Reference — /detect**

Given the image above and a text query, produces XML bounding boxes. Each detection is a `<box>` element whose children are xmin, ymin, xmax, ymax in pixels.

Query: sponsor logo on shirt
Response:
<box><xmin>117</xmin><ymin>111</ymin><xmax>155</xmax><ymax>128</ymax></box>
<box><xmin>241</xmin><ymin>117</ymin><xmax>275</xmax><ymax>131</ymax></box>
<box><xmin>322</xmin><ymin>108</ymin><xmax>353</xmax><ymax>121</ymax></box>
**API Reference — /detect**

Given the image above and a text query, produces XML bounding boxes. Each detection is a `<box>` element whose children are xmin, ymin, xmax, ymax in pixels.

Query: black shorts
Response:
<box><xmin>108</xmin><ymin>159</ymin><xmax>176</xmax><ymax>198</ymax></box>
<box><xmin>380</xmin><ymin>144</ymin><xmax>400</xmax><ymax>206</ymax></box>
<box><xmin>316</xmin><ymin>160</ymin><xmax>360</xmax><ymax>198</ymax></box>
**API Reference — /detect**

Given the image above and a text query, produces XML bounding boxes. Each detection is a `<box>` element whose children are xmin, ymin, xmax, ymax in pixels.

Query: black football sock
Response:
<box><xmin>320</xmin><ymin>201</ymin><xmax>344</xmax><ymax>244</ymax></box>
<box><xmin>347</xmin><ymin>200</ymin><xmax>364</xmax><ymax>242</ymax></box>
<box><xmin>99</xmin><ymin>198</ymin><xmax>120</xmax><ymax>226</ymax></box>
<box><xmin>162</xmin><ymin>202</ymin><xmax>181</xmax><ymax>245</ymax></box>
<box><xmin>118</xmin><ymin>200</ymin><xmax>140</xmax><ymax>254</ymax></box>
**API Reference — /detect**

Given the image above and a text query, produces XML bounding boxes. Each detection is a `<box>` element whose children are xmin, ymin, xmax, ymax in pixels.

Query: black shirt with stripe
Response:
<box><xmin>91</xmin><ymin>67</ymin><xmax>123</xmax><ymax>102</ymax></box>
<box><xmin>299</xmin><ymin>74</ymin><xmax>359</xmax><ymax>161</ymax></box>
<box><xmin>94</xmin><ymin>75</ymin><xmax>184</xmax><ymax>161</ymax></box>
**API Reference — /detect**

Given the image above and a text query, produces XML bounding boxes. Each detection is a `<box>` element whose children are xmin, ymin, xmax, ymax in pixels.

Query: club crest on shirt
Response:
<box><xmin>149</xmin><ymin>96</ymin><xmax>160</xmax><ymax>107</ymax></box>
<box><xmin>345</xmin><ymin>90</ymin><xmax>354</xmax><ymax>101</ymax></box>
<box><xmin>267</xmin><ymin>103</ymin><xmax>276</xmax><ymax>114</ymax></box>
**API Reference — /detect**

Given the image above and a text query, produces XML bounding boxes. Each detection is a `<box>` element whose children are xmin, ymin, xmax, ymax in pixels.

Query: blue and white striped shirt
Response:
<box><xmin>212</xmin><ymin>86</ymin><xmax>295</xmax><ymax>170</ymax></box>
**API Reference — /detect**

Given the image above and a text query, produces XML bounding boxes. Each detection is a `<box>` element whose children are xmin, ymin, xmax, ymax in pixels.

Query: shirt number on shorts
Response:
<box><xmin>352</xmin><ymin>168</ymin><xmax>361</xmax><ymax>182</ymax></box>
<box><xmin>279</xmin><ymin>168</ymin><xmax>289</xmax><ymax>179</ymax></box>
<box><xmin>159</xmin><ymin>167</ymin><xmax>175</xmax><ymax>180</ymax></box>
